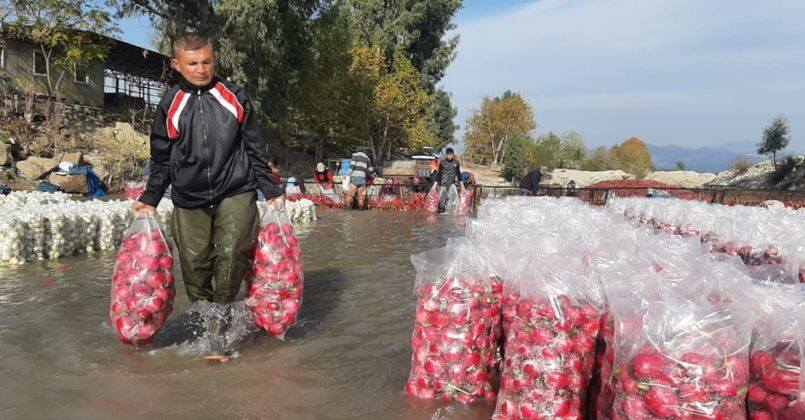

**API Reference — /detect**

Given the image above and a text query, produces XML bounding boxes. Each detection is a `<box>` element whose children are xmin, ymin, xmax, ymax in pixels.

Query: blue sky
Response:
<box><xmin>441</xmin><ymin>0</ymin><xmax>805</xmax><ymax>152</ymax></box>
<box><xmin>116</xmin><ymin>0</ymin><xmax>805</xmax><ymax>152</ymax></box>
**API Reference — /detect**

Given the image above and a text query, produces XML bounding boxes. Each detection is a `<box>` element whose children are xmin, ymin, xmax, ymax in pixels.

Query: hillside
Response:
<box><xmin>462</xmin><ymin>158</ymin><xmax>804</xmax><ymax>191</ymax></box>
<box><xmin>647</xmin><ymin>143</ymin><xmax>761</xmax><ymax>172</ymax></box>
<box><xmin>709</xmin><ymin>157</ymin><xmax>805</xmax><ymax>190</ymax></box>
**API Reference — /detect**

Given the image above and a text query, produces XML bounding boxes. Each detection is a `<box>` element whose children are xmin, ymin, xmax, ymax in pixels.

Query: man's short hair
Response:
<box><xmin>173</xmin><ymin>35</ymin><xmax>211</xmax><ymax>56</ymax></box>
<box><xmin>445</xmin><ymin>147</ymin><xmax>454</xmax><ymax>154</ymax></box>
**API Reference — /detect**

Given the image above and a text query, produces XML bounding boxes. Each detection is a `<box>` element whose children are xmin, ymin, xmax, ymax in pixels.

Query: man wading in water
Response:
<box><xmin>435</xmin><ymin>148</ymin><xmax>461</xmax><ymax>213</ymax></box>
<box><xmin>132</xmin><ymin>35</ymin><xmax>282</xmax><ymax>312</ymax></box>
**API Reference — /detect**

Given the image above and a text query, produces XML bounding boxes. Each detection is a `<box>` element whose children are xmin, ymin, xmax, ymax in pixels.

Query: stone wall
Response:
<box><xmin>62</xmin><ymin>103</ymin><xmax>154</xmax><ymax>133</ymax></box>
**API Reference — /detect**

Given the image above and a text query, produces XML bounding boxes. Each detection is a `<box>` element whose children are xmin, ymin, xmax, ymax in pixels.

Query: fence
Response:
<box><xmin>285</xmin><ymin>180</ymin><xmax>805</xmax><ymax>211</ymax></box>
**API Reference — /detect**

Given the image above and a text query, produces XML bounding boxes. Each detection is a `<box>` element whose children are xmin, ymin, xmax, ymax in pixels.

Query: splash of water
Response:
<box><xmin>150</xmin><ymin>300</ymin><xmax>260</xmax><ymax>357</ymax></box>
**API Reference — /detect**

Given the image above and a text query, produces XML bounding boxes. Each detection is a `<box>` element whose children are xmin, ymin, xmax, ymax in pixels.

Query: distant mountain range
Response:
<box><xmin>647</xmin><ymin>143</ymin><xmax>768</xmax><ymax>173</ymax></box>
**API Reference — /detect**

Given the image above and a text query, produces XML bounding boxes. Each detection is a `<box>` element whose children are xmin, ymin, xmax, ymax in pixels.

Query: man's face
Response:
<box><xmin>172</xmin><ymin>46</ymin><xmax>216</xmax><ymax>87</ymax></box>
<box><xmin>446</xmin><ymin>152</ymin><xmax>454</xmax><ymax>161</ymax></box>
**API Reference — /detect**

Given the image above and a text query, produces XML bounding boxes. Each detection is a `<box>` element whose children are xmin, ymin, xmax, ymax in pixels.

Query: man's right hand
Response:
<box><xmin>131</xmin><ymin>201</ymin><xmax>157</xmax><ymax>216</ymax></box>
<box><xmin>265</xmin><ymin>196</ymin><xmax>286</xmax><ymax>210</ymax></box>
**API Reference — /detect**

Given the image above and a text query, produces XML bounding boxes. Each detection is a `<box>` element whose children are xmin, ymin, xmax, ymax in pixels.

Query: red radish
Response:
<box><xmin>764</xmin><ymin>393</ymin><xmax>789</xmax><ymax>412</ymax></box>
<box><xmin>751</xmin><ymin>411</ymin><xmax>773</xmax><ymax>420</ymax></box>
<box><xmin>632</xmin><ymin>351</ymin><xmax>666</xmax><ymax>379</ymax></box>
<box><xmin>762</xmin><ymin>369</ymin><xmax>799</xmax><ymax>396</ymax></box>
<box><xmin>644</xmin><ymin>386</ymin><xmax>679</xmax><ymax>418</ymax></box>
<box><xmin>748</xmin><ymin>383</ymin><xmax>769</xmax><ymax>404</ymax></box>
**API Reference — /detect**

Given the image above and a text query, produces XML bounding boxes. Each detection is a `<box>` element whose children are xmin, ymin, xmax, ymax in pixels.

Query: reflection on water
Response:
<box><xmin>0</xmin><ymin>210</ymin><xmax>494</xmax><ymax>419</ymax></box>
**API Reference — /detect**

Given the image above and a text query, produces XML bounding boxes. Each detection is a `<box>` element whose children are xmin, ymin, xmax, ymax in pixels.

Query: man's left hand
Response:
<box><xmin>266</xmin><ymin>196</ymin><xmax>286</xmax><ymax>210</ymax></box>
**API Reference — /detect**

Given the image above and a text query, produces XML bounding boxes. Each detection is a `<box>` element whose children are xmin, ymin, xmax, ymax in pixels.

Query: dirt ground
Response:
<box><xmin>461</xmin><ymin>162</ymin><xmax>511</xmax><ymax>187</ymax></box>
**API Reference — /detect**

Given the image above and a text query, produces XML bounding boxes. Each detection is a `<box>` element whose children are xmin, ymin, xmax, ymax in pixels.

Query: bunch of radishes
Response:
<box><xmin>109</xmin><ymin>214</ymin><xmax>175</xmax><ymax>345</ymax></box>
<box><xmin>425</xmin><ymin>187</ymin><xmax>439</xmax><ymax>214</ymax></box>
<box><xmin>124</xmin><ymin>182</ymin><xmax>145</xmax><ymax>201</ymax></box>
<box><xmin>406</xmin><ymin>245</ymin><xmax>503</xmax><ymax>403</ymax></box>
<box><xmin>455</xmin><ymin>185</ymin><xmax>472</xmax><ymax>215</ymax></box>
<box><xmin>748</xmin><ymin>287</ymin><xmax>803</xmax><ymax>420</ymax></box>
<box><xmin>247</xmin><ymin>208</ymin><xmax>304</xmax><ymax>339</ymax></box>
<box><xmin>494</xmin><ymin>294</ymin><xmax>602</xmax><ymax>419</ymax></box>
<box><xmin>749</xmin><ymin>348</ymin><xmax>802</xmax><ymax>419</ymax></box>
<box><xmin>610</xmin><ymin>299</ymin><xmax>755</xmax><ymax>420</ymax></box>
<box><xmin>607</xmin><ymin>197</ymin><xmax>804</xmax><ymax>282</ymax></box>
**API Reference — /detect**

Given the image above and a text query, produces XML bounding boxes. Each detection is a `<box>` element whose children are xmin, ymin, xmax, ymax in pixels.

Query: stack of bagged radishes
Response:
<box><xmin>608</xmin><ymin>197</ymin><xmax>805</xmax><ymax>283</ymax></box>
<box><xmin>406</xmin><ymin>196</ymin><xmax>804</xmax><ymax>419</ymax></box>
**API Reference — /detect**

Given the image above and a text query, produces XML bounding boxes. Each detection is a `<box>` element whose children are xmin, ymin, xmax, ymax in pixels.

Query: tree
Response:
<box><xmin>558</xmin><ymin>131</ymin><xmax>586</xmax><ymax>169</ymax></box>
<box><xmin>464</xmin><ymin>91</ymin><xmax>536</xmax><ymax>169</ymax></box>
<box><xmin>9</xmin><ymin>0</ymin><xmax>115</xmax><ymax>132</ymax></box>
<box><xmin>113</xmin><ymin>0</ymin><xmax>322</xmax><ymax>138</ymax></box>
<box><xmin>342</xmin><ymin>0</ymin><xmax>462</xmax><ymax>151</ymax></box>
<box><xmin>115</xmin><ymin>0</ymin><xmax>462</xmax><ymax>160</ymax></box>
<box><xmin>0</xmin><ymin>1</ymin><xmax>12</xmax><ymax>37</ymax></box>
<box><xmin>109</xmin><ymin>0</ymin><xmax>218</xmax><ymax>44</ymax></box>
<box><xmin>675</xmin><ymin>161</ymin><xmax>685</xmax><ymax>171</ymax></box>
<box><xmin>502</xmin><ymin>133</ymin><xmax>532</xmax><ymax>181</ymax></box>
<box><xmin>581</xmin><ymin>146</ymin><xmax>614</xmax><ymax>171</ymax></box>
<box><xmin>729</xmin><ymin>155</ymin><xmax>753</xmax><ymax>174</ymax></box>
<box><xmin>428</xmin><ymin>88</ymin><xmax>457</xmax><ymax>150</ymax></box>
<box><xmin>611</xmin><ymin>137</ymin><xmax>654</xmax><ymax>177</ymax></box>
<box><xmin>347</xmin><ymin>45</ymin><xmax>433</xmax><ymax>164</ymax></box>
<box><xmin>758</xmin><ymin>116</ymin><xmax>790</xmax><ymax>168</ymax></box>
<box><xmin>342</xmin><ymin>0</ymin><xmax>461</xmax><ymax>88</ymax></box>
<box><xmin>530</xmin><ymin>132</ymin><xmax>561</xmax><ymax>169</ymax></box>
<box><xmin>296</xmin><ymin>8</ymin><xmax>358</xmax><ymax>160</ymax></box>
<box><xmin>214</xmin><ymin>0</ymin><xmax>320</xmax><ymax>136</ymax></box>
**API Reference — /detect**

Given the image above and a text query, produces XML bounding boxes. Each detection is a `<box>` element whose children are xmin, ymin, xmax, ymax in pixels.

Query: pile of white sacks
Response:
<box><xmin>0</xmin><ymin>192</ymin><xmax>316</xmax><ymax>266</ymax></box>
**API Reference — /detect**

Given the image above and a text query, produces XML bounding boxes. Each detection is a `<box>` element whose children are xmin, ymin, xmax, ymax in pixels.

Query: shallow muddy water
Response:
<box><xmin>0</xmin><ymin>210</ymin><xmax>496</xmax><ymax>419</ymax></box>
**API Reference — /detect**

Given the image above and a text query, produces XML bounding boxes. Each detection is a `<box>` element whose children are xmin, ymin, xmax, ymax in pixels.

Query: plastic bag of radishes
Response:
<box><xmin>109</xmin><ymin>214</ymin><xmax>175</xmax><ymax>345</ymax></box>
<box><xmin>455</xmin><ymin>184</ymin><xmax>472</xmax><ymax>215</ymax></box>
<box><xmin>609</xmin><ymin>293</ymin><xmax>755</xmax><ymax>420</ymax></box>
<box><xmin>493</xmin><ymin>259</ymin><xmax>606</xmax><ymax>419</ymax></box>
<box><xmin>425</xmin><ymin>186</ymin><xmax>439</xmax><ymax>214</ymax></box>
<box><xmin>592</xmin><ymin>236</ymin><xmax>715</xmax><ymax>420</ymax></box>
<box><xmin>124</xmin><ymin>181</ymin><xmax>146</xmax><ymax>201</ymax></box>
<box><xmin>247</xmin><ymin>205</ymin><xmax>304</xmax><ymax>339</ymax></box>
<box><xmin>748</xmin><ymin>286</ymin><xmax>804</xmax><ymax>420</ymax></box>
<box><xmin>444</xmin><ymin>184</ymin><xmax>459</xmax><ymax>214</ymax></box>
<box><xmin>406</xmin><ymin>241</ymin><xmax>503</xmax><ymax>403</ymax></box>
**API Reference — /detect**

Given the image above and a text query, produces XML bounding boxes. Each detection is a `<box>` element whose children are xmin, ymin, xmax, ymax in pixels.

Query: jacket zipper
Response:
<box><xmin>198</xmin><ymin>89</ymin><xmax>214</xmax><ymax>207</ymax></box>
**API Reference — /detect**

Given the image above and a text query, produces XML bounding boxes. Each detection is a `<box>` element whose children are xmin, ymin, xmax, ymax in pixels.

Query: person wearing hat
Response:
<box><xmin>313</xmin><ymin>162</ymin><xmax>335</xmax><ymax>190</ymax></box>
<box><xmin>434</xmin><ymin>147</ymin><xmax>462</xmax><ymax>212</ymax></box>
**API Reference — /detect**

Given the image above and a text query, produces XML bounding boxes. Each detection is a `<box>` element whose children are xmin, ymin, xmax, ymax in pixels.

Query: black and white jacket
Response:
<box><xmin>139</xmin><ymin>76</ymin><xmax>282</xmax><ymax>209</ymax></box>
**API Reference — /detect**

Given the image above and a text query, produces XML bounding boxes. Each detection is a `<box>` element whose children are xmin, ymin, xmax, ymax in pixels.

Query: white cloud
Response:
<box><xmin>442</xmin><ymin>0</ymin><xmax>805</xmax><ymax>151</ymax></box>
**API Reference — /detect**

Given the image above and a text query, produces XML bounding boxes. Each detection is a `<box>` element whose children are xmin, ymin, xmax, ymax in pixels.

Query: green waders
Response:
<box><xmin>170</xmin><ymin>191</ymin><xmax>260</xmax><ymax>304</ymax></box>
